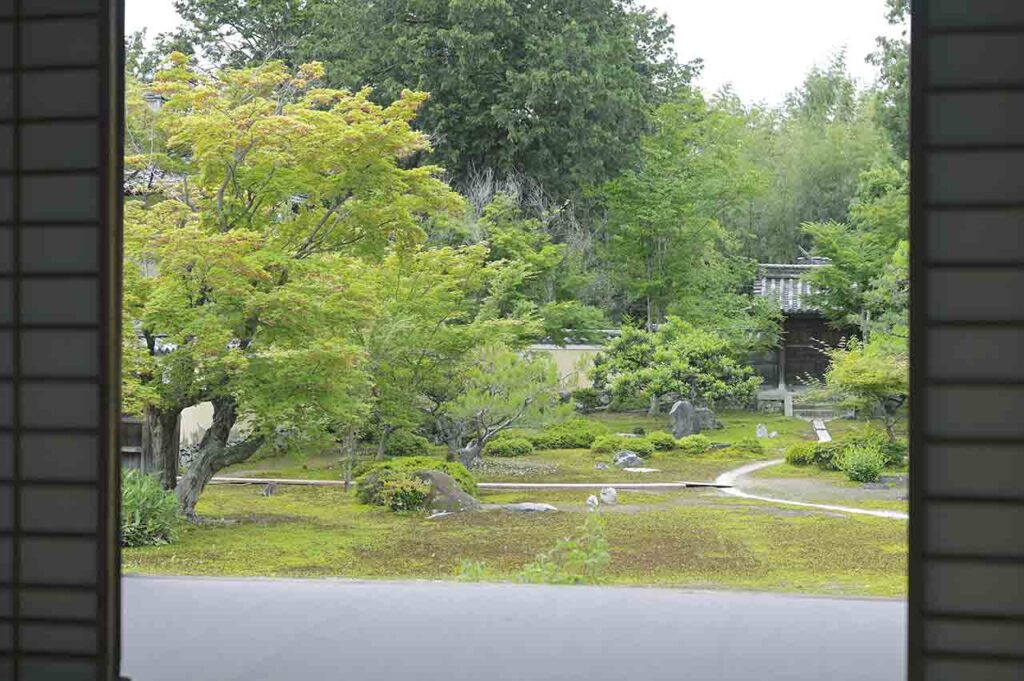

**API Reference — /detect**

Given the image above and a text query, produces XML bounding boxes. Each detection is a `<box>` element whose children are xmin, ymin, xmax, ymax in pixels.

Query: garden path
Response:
<box><xmin>715</xmin><ymin>460</ymin><xmax>908</xmax><ymax>520</ymax></box>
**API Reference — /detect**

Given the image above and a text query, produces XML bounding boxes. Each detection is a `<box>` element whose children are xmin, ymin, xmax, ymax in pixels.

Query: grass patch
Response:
<box><xmin>750</xmin><ymin>462</ymin><xmax>907</xmax><ymax>486</ymax></box>
<box><xmin>123</xmin><ymin>485</ymin><xmax>906</xmax><ymax>597</ymax></box>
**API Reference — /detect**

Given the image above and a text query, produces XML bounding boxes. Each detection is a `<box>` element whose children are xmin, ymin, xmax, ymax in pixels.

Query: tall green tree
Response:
<box><xmin>123</xmin><ymin>56</ymin><xmax>461</xmax><ymax>514</ymax></box>
<box><xmin>803</xmin><ymin>161</ymin><xmax>908</xmax><ymax>338</ymax></box>
<box><xmin>735</xmin><ymin>54</ymin><xmax>890</xmax><ymax>262</ymax></box>
<box><xmin>300</xmin><ymin>0</ymin><xmax>689</xmax><ymax>201</ymax></box>
<box><xmin>869</xmin><ymin>0</ymin><xmax>910</xmax><ymax>158</ymax></box>
<box><xmin>602</xmin><ymin>90</ymin><xmax>763</xmax><ymax>333</ymax></box>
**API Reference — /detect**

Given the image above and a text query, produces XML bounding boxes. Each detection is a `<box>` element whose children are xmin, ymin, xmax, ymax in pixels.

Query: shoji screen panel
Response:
<box><xmin>912</xmin><ymin>0</ymin><xmax>1024</xmax><ymax>679</ymax></box>
<box><xmin>0</xmin><ymin>1</ymin><xmax>122</xmax><ymax>680</ymax></box>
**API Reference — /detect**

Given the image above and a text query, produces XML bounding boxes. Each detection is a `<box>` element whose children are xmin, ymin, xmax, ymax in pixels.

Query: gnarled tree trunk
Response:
<box><xmin>457</xmin><ymin>440</ymin><xmax>484</xmax><ymax>468</ymax></box>
<box><xmin>176</xmin><ymin>396</ymin><xmax>264</xmax><ymax>519</ymax></box>
<box><xmin>143</xmin><ymin>405</ymin><xmax>182</xmax><ymax>490</ymax></box>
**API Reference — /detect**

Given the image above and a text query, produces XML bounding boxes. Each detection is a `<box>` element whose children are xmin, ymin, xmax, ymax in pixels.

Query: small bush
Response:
<box><xmin>784</xmin><ymin>441</ymin><xmax>817</xmax><ymax>466</ymax></box>
<box><xmin>727</xmin><ymin>438</ymin><xmax>765</xmax><ymax>458</ymax></box>
<box><xmin>646</xmin><ymin>431</ymin><xmax>677</xmax><ymax>451</ymax></box>
<box><xmin>383</xmin><ymin>430</ymin><xmax>431</xmax><ymax>458</ymax></box>
<box><xmin>675</xmin><ymin>434</ymin><xmax>712</xmax><ymax>456</ymax></box>
<box><xmin>121</xmin><ymin>470</ymin><xmax>179</xmax><ymax>547</ymax></box>
<box><xmin>632</xmin><ymin>426</ymin><xmax>646</xmax><ymax>436</ymax></box>
<box><xmin>590</xmin><ymin>435</ymin><xmax>654</xmax><ymax>457</ymax></box>
<box><xmin>486</xmin><ymin>436</ymin><xmax>535</xmax><ymax>458</ymax></box>
<box><xmin>356</xmin><ymin>457</ymin><xmax>477</xmax><ymax>507</ymax></box>
<box><xmin>379</xmin><ymin>477</ymin><xmax>432</xmax><ymax>511</ymax></box>
<box><xmin>812</xmin><ymin>442</ymin><xmax>845</xmax><ymax>471</ymax></box>
<box><xmin>879</xmin><ymin>440</ymin><xmax>908</xmax><ymax>468</ymax></box>
<box><xmin>571</xmin><ymin>387</ymin><xmax>603</xmax><ymax>412</ymax></box>
<box><xmin>532</xmin><ymin>419</ymin><xmax>610</xmax><ymax>449</ymax></box>
<box><xmin>840</xmin><ymin>445</ymin><xmax>886</xmax><ymax>483</ymax></box>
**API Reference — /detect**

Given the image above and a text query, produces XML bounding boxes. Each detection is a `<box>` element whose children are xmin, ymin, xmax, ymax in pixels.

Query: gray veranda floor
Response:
<box><xmin>122</xmin><ymin>576</ymin><xmax>906</xmax><ymax>681</ymax></box>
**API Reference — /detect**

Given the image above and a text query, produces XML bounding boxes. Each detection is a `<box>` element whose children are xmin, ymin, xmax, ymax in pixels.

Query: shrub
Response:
<box><xmin>675</xmin><ymin>434</ymin><xmax>712</xmax><ymax>456</ymax></box>
<box><xmin>590</xmin><ymin>435</ymin><xmax>621</xmax><ymax>454</ymax></box>
<box><xmin>840</xmin><ymin>445</ymin><xmax>886</xmax><ymax>483</ymax></box>
<box><xmin>590</xmin><ymin>435</ymin><xmax>654</xmax><ymax>457</ymax></box>
<box><xmin>571</xmin><ymin>387</ymin><xmax>603</xmax><ymax>412</ymax></box>
<box><xmin>646</xmin><ymin>431</ymin><xmax>677</xmax><ymax>451</ymax></box>
<box><xmin>379</xmin><ymin>477</ymin><xmax>432</xmax><ymax>512</ymax></box>
<box><xmin>879</xmin><ymin>440</ymin><xmax>908</xmax><ymax>468</ymax></box>
<box><xmin>727</xmin><ymin>438</ymin><xmax>765</xmax><ymax>458</ymax></box>
<box><xmin>356</xmin><ymin>457</ymin><xmax>477</xmax><ymax>507</ymax></box>
<box><xmin>784</xmin><ymin>441</ymin><xmax>817</xmax><ymax>466</ymax></box>
<box><xmin>519</xmin><ymin>513</ymin><xmax>610</xmax><ymax>585</ymax></box>
<box><xmin>533</xmin><ymin>419</ymin><xmax>610</xmax><ymax>449</ymax></box>
<box><xmin>486</xmin><ymin>436</ymin><xmax>535</xmax><ymax>458</ymax></box>
<box><xmin>121</xmin><ymin>470</ymin><xmax>179</xmax><ymax>547</ymax></box>
<box><xmin>383</xmin><ymin>430</ymin><xmax>431</xmax><ymax>458</ymax></box>
<box><xmin>632</xmin><ymin>426</ymin><xmax>646</xmax><ymax>436</ymax></box>
<box><xmin>812</xmin><ymin>442</ymin><xmax>845</xmax><ymax>471</ymax></box>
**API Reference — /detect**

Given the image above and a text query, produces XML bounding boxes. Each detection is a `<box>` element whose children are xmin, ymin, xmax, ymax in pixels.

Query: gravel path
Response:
<box><xmin>715</xmin><ymin>460</ymin><xmax>908</xmax><ymax>520</ymax></box>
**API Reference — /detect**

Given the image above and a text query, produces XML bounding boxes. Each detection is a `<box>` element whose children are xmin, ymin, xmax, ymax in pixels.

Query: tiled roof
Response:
<box><xmin>753</xmin><ymin>263</ymin><xmax>824</xmax><ymax>314</ymax></box>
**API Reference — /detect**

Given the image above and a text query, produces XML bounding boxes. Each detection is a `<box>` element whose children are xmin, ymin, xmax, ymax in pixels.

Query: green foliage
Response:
<box><xmin>727</xmin><ymin>438</ymin><xmax>765</xmax><ymax>458</ymax></box>
<box><xmin>840</xmin><ymin>445</ymin><xmax>886</xmax><ymax>483</ymax></box>
<box><xmin>531</xmin><ymin>419</ymin><xmax>610</xmax><ymax>450</ymax></box>
<box><xmin>303</xmin><ymin>0</ymin><xmax>689</xmax><ymax>201</ymax></box>
<box><xmin>591</xmin><ymin>319</ymin><xmax>762</xmax><ymax>410</ymax></box>
<box><xmin>646</xmin><ymin>431</ymin><xmax>678</xmax><ymax>451</ymax></box>
<box><xmin>121</xmin><ymin>470</ymin><xmax>180</xmax><ymax>547</ymax></box>
<box><xmin>379</xmin><ymin>477</ymin><xmax>432</xmax><ymax>512</ymax></box>
<box><xmin>485</xmin><ymin>437</ymin><xmax>535</xmax><ymax>458</ymax></box>
<box><xmin>456</xmin><ymin>560</ymin><xmax>490</xmax><ymax>583</ymax></box>
<box><xmin>822</xmin><ymin>336</ymin><xmax>909</xmax><ymax>441</ymax></box>
<box><xmin>601</xmin><ymin>90</ymin><xmax>770</xmax><ymax>333</ymax></box>
<box><xmin>675</xmin><ymin>434</ymin><xmax>712</xmax><ymax>456</ymax></box>
<box><xmin>356</xmin><ymin>457</ymin><xmax>477</xmax><ymax>506</ymax></box>
<box><xmin>571</xmin><ymin>388</ymin><xmax>604</xmax><ymax>412</ymax></box>
<box><xmin>784</xmin><ymin>441</ymin><xmax>818</xmax><ymax>466</ymax></box>
<box><xmin>449</xmin><ymin>345</ymin><xmax>568</xmax><ymax>457</ymax></box>
<box><xmin>518</xmin><ymin>514</ymin><xmax>610</xmax><ymax>585</ymax></box>
<box><xmin>590</xmin><ymin>435</ymin><xmax>654</xmax><ymax>458</ymax></box>
<box><xmin>812</xmin><ymin>442</ymin><xmax>845</xmax><ymax>471</ymax></box>
<box><xmin>383</xmin><ymin>431</ymin><xmax>432</xmax><ymax>458</ymax></box>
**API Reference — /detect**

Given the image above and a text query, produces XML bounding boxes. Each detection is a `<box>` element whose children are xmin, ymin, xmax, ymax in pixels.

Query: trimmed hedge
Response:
<box><xmin>590</xmin><ymin>435</ymin><xmax>655</xmax><ymax>457</ymax></box>
<box><xmin>675</xmin><ymin>434</ymin><xmax>712</xmax><ymax>456</ymax></box>
<box><xmin>646</xmin><ymin>431</ymin><xmax>678</xmax><ymax>451</ymax></box>
<box><xmin>356</xmin><ymin>457</ymin><xmax>477</xmax><ymax>507</ymax></box>
<box><xmin>531</xmin><ymin>419</ymin><xmax>610</xmax><ymax>449</ymax></box>
<box><xmin>486</xmin><ymin>436</ymin><xmax>535</xmax><ymax>458</ymax></box>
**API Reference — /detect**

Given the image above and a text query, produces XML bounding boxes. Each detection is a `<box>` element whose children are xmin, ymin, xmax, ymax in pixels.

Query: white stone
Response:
<box><xmin>586</xmin><ymin>495</ymin><xmax>600</xmax><ymax>510</ymax></box>
<box><xmin>599</xmin><ymin>487</ymin><xmax>618</xmax><ymax>505</ymax></box>
<box><xmin>622</xmin><ymin>467</ymin><xmax>660</xmax><ymax>473</ymax></box>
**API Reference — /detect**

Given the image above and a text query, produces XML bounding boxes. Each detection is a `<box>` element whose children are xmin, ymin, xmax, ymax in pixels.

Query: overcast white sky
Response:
<box><xmin>126</xmin><ymin>0</ymin><xmax>902</xmax><ymax>105</ymax></box>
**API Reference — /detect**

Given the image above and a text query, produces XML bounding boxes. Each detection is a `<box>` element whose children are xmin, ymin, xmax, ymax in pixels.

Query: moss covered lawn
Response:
<box><xmin>123</xmin><ymin>484</ymin><xmax>906</xmax><ymax>597</ymax></box>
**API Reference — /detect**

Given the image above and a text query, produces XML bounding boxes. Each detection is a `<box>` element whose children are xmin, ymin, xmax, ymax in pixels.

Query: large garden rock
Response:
<box><xmin>413</xmin><ymin>470</ymin><xmax>482</xmax><ymax>513</ymax></box>
<box><xmin>600</xmin><ymin>487</ymin><xmax>618</xmax><ymax>505</ymax></box>
<box><xmin>670</xmin><ymin>400</ymin><xmax>698</xmax><ymax>438</ymax></box>
<box><xmin>613</xmin><ymin>450</ymin><xmax>644</xmax><ymax>467</ymax></box>
<box><xmin>695</xmin><ymin>407</ymin><xmax>722</xmax><ymax>431</ymax></box>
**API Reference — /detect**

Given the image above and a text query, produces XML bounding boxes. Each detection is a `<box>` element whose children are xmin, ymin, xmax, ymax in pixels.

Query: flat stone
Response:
<box><xmin>622</xmin><ymin>467</ymin><xmax>660</xmax><ymax>473</ymax></box>
<box><xmin>501</xmin><ymin>503</ymin><xmax>558</xmax><ymax>513</ymax></box>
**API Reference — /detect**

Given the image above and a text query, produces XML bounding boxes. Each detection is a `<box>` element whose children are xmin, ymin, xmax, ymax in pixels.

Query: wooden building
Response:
<box><xmin>750</xmin><ymin>261</ymin><xmax>848</xmax><ymax>414</ymax></box>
